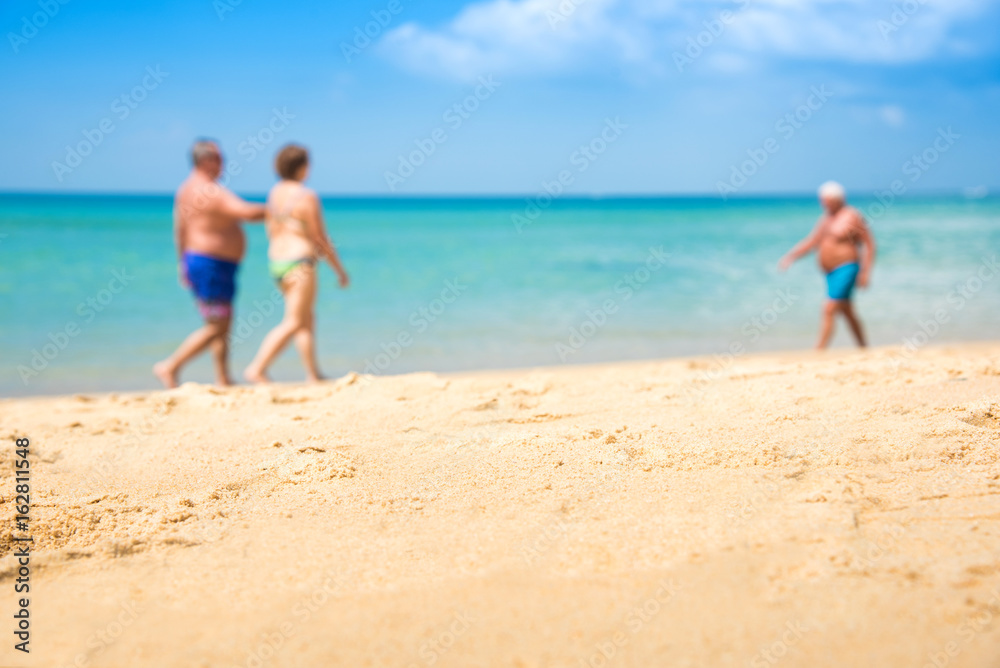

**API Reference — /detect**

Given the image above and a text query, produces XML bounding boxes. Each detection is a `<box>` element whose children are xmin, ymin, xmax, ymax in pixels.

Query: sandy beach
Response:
<box><xmin>2</xmin><ymin>343</ymin><xmax>999</xmax><ymax>667</ymax></box>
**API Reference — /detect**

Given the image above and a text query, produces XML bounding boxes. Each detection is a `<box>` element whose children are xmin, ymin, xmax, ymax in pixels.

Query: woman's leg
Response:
<box><xmin>293</xmin><ymin>313</ymin><xmax>323</xmax><ymax>382</ymax></box>
<box><xmin>244</xmin><ymin>267</ymin><xmax>315</xmax><ymax>383</ymax></box>
<box><xmin>291</xmin><ymin>268</ymin><xmax>322</xmax><ymax>381</ymax></box>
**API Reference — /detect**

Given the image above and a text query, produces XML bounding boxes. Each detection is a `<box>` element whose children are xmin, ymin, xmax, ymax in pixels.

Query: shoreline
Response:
<box><xmin>4</xmin><ymin>340</ymin><xmax>999</xmax><ymax>402</ymax></box>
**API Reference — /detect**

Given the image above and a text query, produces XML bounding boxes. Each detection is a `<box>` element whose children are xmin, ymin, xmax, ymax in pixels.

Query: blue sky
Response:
<box><xmin>1</xmin><ymin>0</ymin><xmax>998</xmax><ymax>195</ymax></box>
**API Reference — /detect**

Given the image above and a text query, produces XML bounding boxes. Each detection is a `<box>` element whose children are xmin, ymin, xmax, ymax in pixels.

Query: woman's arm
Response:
<box><xmin>304</xmin><ymin>192</ymin><xmax>350</xmax><ymax>288</ymax></box>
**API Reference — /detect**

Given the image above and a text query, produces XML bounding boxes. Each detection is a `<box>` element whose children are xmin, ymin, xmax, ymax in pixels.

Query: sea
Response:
<box><xmin>1</xmin><ymin>193</ymin><xmax>997</xmax><ymax>397</ymax></box>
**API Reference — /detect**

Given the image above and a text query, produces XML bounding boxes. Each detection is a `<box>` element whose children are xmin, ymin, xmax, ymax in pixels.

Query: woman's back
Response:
<box><xmin>266</xmin><ymin>181</ymin><xmax>314</xmax><ymax>261</ymax></box>
<box><xmin>245</xmin><ymin>143</ymin><xmax>350</xmax><ymax>385</ymax></box>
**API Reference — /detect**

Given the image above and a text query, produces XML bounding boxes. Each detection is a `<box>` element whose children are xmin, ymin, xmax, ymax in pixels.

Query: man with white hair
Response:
<box><xmin>154</xmin><ymin>139</ymin><xmax>266</xmax><ymax>388</ymax></box>
<box><xmin>779</xmin><ymin>181</ymin><xmax>876</xmax><ymax>349</ymax></box>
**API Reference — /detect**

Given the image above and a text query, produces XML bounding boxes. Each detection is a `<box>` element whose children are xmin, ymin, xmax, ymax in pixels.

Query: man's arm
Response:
<box><xmin>173</xmin><ymin>198</ymin><xmax>189</xmax><ymax>286</ymax></box>
<box><xmin>303</xmin><ymin>192</ymin><xmax>349</xmax><ymax>288</ymax></box>
<box><xmin>213</xmin><ymin>187</ymin><xmax>267</xmax><ymax>222</ymax></box>
<box><xmin>855</xmin><ymin>213</ymin><xmax>876</xmax><ymax>288</ymax></box>
<box><xmin>778</xmin><ymin>218</ymin><xmax>823</xmax><ymax>271</ymax></box>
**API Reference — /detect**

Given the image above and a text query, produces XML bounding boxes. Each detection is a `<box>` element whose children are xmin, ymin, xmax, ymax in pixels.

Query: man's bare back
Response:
<box><xmin>175</xmin><ymin>173</ymin><xmax>260</xmax><ymax>263</ymax></box>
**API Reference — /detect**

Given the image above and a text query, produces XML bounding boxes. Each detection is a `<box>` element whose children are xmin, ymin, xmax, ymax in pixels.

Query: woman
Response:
<box><xmin>244</xmin><ymin>144</ymin><xmax>349</xmax><ymax>383</ymax></box>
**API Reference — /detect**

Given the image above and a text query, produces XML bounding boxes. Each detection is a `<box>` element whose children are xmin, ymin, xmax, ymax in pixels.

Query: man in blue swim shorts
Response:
<box><xmin>154</xmin><ymin>140</ymin><xmax>266</xmax><ymax>387</ymax></box>
<box><xmin>778</xmin><ymin>181</ymin><xmax>877</xmax><ymax>349</ymax></box>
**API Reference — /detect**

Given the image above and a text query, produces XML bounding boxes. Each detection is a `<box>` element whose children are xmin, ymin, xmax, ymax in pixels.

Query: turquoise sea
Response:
<box><xmin>1</xmin><ymin>194</ymin><xmax>997</xmax><ymax>397</ymax></box>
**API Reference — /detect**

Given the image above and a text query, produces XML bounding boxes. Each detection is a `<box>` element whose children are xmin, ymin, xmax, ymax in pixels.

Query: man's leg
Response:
<box><xmin>841</xmin><ymin>299</ymin><xmax>867</xmax><ymax>348</ymax></box>
<box><xmin>210</xmin><ymin>317</ymin><xmax>233</xmax><ymax>386</ymax></box>
<box><xmin>154</xmin><ymin>318</ymin><xmax>228</xmax><ymax>388</ymax></box>
<box><xmin>816</xmin><ymin>300</ymin><xmax>839</xmax><ymax>349</ymax></box>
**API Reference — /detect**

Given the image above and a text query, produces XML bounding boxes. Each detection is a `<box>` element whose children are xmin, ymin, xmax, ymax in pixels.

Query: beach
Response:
<box><xmin>2</xmin><ymin>343</ymin><xmax>998</xmax><ymax>667</ymax></box>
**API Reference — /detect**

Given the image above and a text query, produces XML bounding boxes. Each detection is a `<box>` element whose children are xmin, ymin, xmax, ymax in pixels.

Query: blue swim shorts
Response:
<box><xmin>183</xmin><ymin>252</ymin><xmax>239</xmax><ymax>321</ymax></box>
<box><xmin>826</xmin><ymin>262</ymin><xmax>860</xmax><ymax>301</ymax></box>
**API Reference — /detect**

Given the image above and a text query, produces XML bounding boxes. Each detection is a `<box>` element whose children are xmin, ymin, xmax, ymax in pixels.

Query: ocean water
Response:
<box><xmin>1</xmin><ymin>194</ymin><xmax>997</xmax><ymax>397</ymax></box>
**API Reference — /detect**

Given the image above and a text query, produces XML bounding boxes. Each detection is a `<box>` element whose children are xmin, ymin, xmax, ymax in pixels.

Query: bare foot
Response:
<box><xmin>153</xmin><ymin>361</ymin><xmax>178</xmax><ymax>389</ymax></box>
<box><xmin>306</xmin><ymin>373</ymin><xmax>326</xmax><ymax>384</ymax></box>
<box><xmin>243</xmin><ymin>367</ymin><xmax>270</xmax><ymax>384</ymax></box>
<box><xmin>216</xmin><ymin>376</ymin><xmax>234</xmax><ymax>387</ymax></box>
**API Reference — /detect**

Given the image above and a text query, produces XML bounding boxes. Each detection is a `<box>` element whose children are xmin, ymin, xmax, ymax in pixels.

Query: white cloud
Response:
<box><xmin>879</xmin><ymin>104</ymin><xmax>906</xmax><ymax>127</ymax></box>
<box><xmin>378</xmin><ymin>0</ymin><xmax>632</xmax><ymax>80</ymax></box>
<box><xmin>729</xmin><ymin>0</ymin><xmax>989</xmax><ymax>63</ymax></box>
<box><xmin>377</xmin><ymin>0</ymin><xmax>995</xmax><ymax>81</ymax></box>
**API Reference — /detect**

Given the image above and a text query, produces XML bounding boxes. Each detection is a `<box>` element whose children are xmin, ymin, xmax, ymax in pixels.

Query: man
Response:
<box><xmin>779</xmin><ymin>181</ymin><xmax>876</xmax><ymax>349</ymax></box>
<box><xmin>154</xmin><ymin>140</ymin><xmax>266</xmax><ymax>388</ymax></box>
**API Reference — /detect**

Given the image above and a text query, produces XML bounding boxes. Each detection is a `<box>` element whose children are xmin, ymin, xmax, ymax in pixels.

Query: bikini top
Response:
<box><xmin>268</xmin><ymin>185</ymin><xmax>310</xmax><ymax>235</ymax></box>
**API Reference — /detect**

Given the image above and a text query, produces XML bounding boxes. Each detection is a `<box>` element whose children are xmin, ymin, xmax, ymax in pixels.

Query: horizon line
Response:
<box><xmin>0</xmin><ymin>188</ymin><xmax>993</xmax><ymax>200</ymax></box>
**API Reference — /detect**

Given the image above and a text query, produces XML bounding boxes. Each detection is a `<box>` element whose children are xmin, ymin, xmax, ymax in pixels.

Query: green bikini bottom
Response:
<box><xmin>268</xmin><ymin>257</ymin><xmax>316</xmax><ymax>283</ymax></box>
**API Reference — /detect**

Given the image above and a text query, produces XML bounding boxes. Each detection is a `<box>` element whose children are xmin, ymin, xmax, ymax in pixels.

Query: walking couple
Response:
<box><xmin>154</xmin><ymin>140</ymin><xmax>350</xmax><ymax>388</ymax></box>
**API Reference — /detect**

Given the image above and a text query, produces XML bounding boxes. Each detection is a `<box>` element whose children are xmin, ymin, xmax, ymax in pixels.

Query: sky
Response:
<box><xmin>0</xmin><ymin>0</ymin><xmax>998</xmax><ymax>196</ymax></box>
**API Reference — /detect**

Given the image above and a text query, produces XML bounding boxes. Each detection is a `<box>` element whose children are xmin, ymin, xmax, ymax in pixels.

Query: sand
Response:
<box><xmin>1</xmin><ymin>343</ymin><xmax>999</xmax><ymax>667</ymax></box>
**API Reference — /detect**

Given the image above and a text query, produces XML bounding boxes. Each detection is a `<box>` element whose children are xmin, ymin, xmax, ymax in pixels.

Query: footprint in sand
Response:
<box><xmin>506</xmin><ymin>413</ymin><xmax>569</xmax><ymax>424</ymax></box>
<box><xmin>270</xmin><ymin>395</ymin><xmax>313</xmax><ymax>404</ymax></box>
<box><xmin>959</xmin><ymin>406</ymin><xmax>1000</xmax><ymax>430</ymax></box>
